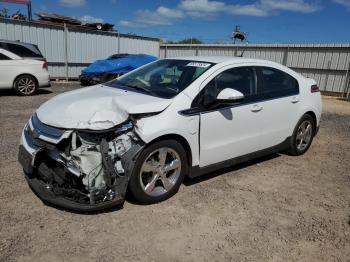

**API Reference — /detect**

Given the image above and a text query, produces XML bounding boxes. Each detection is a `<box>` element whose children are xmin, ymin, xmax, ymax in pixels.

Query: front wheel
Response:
<box><xmin>288</xmin><ymin>114</ymin><xmax>315</xmax><ymax>156</ymax></box>
<box><xmin>128</xmin><ymin>140</ymin><xmax>188</xmax><ymax>204</ymax></box>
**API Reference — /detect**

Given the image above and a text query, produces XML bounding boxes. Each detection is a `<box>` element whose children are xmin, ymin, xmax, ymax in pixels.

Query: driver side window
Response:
<box><xmin>215</xmin><ymin>67</ymin><xmax>255</xmax><ymax>96</ymax></box>
<box><xmin>192</xmin><ymin>67</ymin><xmax>255</xmax><ymax>108</ymax></box>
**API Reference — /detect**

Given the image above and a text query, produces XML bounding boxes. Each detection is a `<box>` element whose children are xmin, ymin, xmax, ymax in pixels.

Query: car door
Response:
<box><xmin>196</xmin><ymin>66</ymin><xmax>262</xmax><ymax>167</ymax></box>
<box><xmin>254</xmin><ymin>67</ymin><xmax>300</xmax><ymax>150</ymax></box>
<box><xmin>0</xmin><ymin>50</ymin><xmax>15</xmax><ymax>88</ymax></box>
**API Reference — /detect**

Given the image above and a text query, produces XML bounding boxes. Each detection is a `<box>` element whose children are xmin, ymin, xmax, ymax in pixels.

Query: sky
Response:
<box><xmin>1</xmin><ymin>0</ymin><xmax>350</xmax><ymax>44</ymax></box>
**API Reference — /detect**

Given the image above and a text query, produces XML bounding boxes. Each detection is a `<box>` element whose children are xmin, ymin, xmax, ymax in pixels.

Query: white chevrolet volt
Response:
<box><xmin>18</xmin><ymin>57</ymin><xmax>322</xmax><ymax>211</ymax></box>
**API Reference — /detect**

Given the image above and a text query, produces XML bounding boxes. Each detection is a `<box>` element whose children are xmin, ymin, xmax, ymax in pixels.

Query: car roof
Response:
<box><xmin>168</xmin><ymin>56</ymin><xmax>278</xmax><ymax>65</ymax></box>
<box><xmin>0</xmin><ymin>39</ymin><xmax>37</xmax><ymax>48</ymax></box>
<box><xmin>0</xmin><ymin>39</ymin><xmax>44</xmax><ymax>59</ymax></box>
<box><xmin>167</xmin><ymin>56</ymin><xmax>303</xmax><ymax>80</ymax></box>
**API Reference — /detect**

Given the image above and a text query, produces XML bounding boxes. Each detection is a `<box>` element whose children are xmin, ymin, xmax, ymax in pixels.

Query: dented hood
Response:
<box><xmin>36</xmin><ymin>85</ymin><xmax>172</xmax><ymax>130</ymax></box>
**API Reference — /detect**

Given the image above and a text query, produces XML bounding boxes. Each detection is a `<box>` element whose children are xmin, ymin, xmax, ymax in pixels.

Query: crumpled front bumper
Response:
<box><xmin>23</xmin><ymin>170</ymin><xmax>125</xmax><ymax>212</ymax></box>
<box><xmin>18</xmin><ymin>123</ymin><xmax>128</xmax><ymax>213</ymax></box>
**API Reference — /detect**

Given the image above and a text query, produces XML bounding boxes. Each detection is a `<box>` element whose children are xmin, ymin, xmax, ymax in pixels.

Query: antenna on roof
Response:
<box><xmin>232</xmin><ymin>25</ymin><xmax>249</xmax><ymax>57</ymax></box>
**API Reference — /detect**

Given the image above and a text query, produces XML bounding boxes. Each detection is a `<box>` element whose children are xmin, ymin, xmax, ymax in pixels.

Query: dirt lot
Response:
<box><xmin>0</xmin><ymin>84</ymin><xmax>349</xmax><ymax>262</ymax></box>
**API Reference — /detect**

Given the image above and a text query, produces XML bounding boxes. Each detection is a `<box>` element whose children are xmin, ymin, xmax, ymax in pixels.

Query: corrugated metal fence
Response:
<box><xmin>0</xmin><ymin>18</ymin><xmax>160</xmax><ymax>78</ymax></box>
<box><xmin>161</xmin><ymin>44</ymin><xmax>350</xmax><ymax>95</ymax></box>
<box><xmin>1</xmin><ymin>18</ymin><xmax>350</xmax><ymax>95</ymax></box>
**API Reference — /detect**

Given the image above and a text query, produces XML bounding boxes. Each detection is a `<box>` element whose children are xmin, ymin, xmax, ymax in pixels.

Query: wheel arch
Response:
<box><xmin>13</xmin><ymin>73</ymin><xmax>39</xmax><ymax>89</ymax></box>
<box><xmin>146</xmin><ymin>134</ymin><xmax>193</xmax><ymax>169</ymax></box>
<box><xmin>303</xmin><ymin>111</ymin><xmax>317</xmax><ymax>132</ymax></box>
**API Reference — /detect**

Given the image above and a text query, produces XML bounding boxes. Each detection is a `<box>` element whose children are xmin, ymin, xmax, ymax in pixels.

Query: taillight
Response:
<box><xmin>311</xmin><ymin>85</ymin><xmax>319</xmax><ymax>93</ymax></box>
<box><xmin>42</xmin><ymin>60</ymin><xmax>48</xmax><ymax>71</ymax></box>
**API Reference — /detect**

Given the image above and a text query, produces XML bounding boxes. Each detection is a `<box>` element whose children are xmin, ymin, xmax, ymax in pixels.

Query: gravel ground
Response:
<box><xmin>0</xmin><ymin>84</ymin><xmax>349</xmax><ymax>262</ymax></box>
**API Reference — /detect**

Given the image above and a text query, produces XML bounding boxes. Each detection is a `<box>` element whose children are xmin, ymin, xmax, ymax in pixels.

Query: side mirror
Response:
<box><xmin>216</xmin><ymin>88</ymin><xmax>244</xmax><ymax>103</ymax></box>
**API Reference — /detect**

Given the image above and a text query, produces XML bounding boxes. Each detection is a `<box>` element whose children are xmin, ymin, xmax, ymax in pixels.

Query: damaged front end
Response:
<box><xmin>18</xmin><ymin>113</ymin><xmax>144</xmax><ymax>212</ymax></box>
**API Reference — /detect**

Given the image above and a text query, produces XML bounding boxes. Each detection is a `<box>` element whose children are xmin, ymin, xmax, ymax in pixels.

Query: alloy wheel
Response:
<box><xmin>17</xmin><ymin>77</ymin><xmax>36</xmax><ymax>95</ymax></box>
<box><xmin>139</xmin><ymin>147</ymin><xmax>182</xmax><ymax>197</ymax></box>
<box><xmin>296</xmin><ymin>120</ymin><xmax>313</xmax><ymax>151</ymax></box>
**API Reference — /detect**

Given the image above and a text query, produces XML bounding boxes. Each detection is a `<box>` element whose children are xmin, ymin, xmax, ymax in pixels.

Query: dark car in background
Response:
<box><xmin>79</xmin><ymin>53</ymin><xmax>157</xmax><ymax>86</ymax></box>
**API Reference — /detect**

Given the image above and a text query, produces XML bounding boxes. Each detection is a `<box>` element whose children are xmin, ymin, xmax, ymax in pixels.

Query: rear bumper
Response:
<box><xmin>39</xmin><ymin>82</ymin><xmax>51</xmax><ymax>88</ymax></box>
<box><xmin>37</xmin><ymin>71</ymin><xmax>51</xmax><ymax>88</ymax></box>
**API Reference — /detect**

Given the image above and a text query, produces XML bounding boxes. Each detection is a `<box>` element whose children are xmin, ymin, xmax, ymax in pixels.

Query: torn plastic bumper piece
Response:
<box><xmin>24</xmin><ymin>172</ymin><xmax>125</xmax><ymax>213</ymax></box>
<box><xmin>20</xmin><ymin>144</ymin><xmax>143</xmax><ymax>213</ymax></box>
<box><xmin>19</xmin><ymin>135</ymin><xmax>144</xmax><ymax>213</ymax></box>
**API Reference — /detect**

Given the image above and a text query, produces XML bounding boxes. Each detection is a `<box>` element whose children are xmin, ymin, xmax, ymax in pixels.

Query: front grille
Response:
<box><xmin>26</xmin><ymin>126</ymin><xmax>56</xmax><ymax>150</ymax></box>
<box><xmin>26</xmin><ymin>113</ymin><xmax>71</xmax><ymax>145</ymax></box>
<box><xmin>31</xmin><ymin>113</ymin><xmax>65</xmax><ymax>140</ymax></box>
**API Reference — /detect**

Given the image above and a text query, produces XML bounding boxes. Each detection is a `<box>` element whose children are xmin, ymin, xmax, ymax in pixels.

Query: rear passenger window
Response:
<box><xmin>0</xmin><ymin>53</ymin><xmax>11</xmax><ymax>60</ymax></box>
<box><xmin>257</xmin><ymin>67</ymin><xmax>299</xmax><ymax>98</ymax></box>
<box><xmin>3</xmin><ymin>43</ymin><xmax>43</xmax><ymax>58</ymax></box>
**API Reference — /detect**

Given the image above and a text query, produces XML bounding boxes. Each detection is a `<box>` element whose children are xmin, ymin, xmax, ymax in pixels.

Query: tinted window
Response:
<box><xmin>257</xmin><ymin>67</ymin><xmax>299</xmax><ymax>98</ymax></box>
<box><xmin>3</xmin><ymin>43</ymin><xmax>43</xmax><ymax>58</ymax></box>
<box><xmin>0</xmin><ymin>53</ymin><xmax>11</xmax><ymax>60</ymax></box>
<box><xmin>216</xmin><ymin>67</ymin><xmax>255</xmax><ymax>96</ymax></box>
<box><xmin>192</xmin><ymin>67</ymin><xmax>255</xmax><ymax>107</ymax></box>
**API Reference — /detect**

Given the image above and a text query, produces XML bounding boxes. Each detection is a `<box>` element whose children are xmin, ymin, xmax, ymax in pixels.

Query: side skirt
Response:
<box><xmin>189</xmin><ymin>137</ymin><xmax>291</xmax><ymax>178</ymax></box>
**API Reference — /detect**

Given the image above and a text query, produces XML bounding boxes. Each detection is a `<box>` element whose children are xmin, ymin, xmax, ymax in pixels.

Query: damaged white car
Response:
<box><xmin>18</xmin><ymin>57</ymin><xmax>322</xmax><ymax>212</ymax></box>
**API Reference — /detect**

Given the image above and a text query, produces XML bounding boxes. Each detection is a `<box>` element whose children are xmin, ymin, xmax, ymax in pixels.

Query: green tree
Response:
<box><xmin>176</xmin><ymin>38</ymin><xmax>203</xmax><ymax>44</ymax></box>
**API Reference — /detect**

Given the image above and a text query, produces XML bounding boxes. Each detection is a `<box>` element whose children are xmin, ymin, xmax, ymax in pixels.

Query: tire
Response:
<box><xmin>287</xmin><ymin>114</ymin><xmax>315</xmax><ymax>156</ymax></box>
<box><xmin>14</xmin><ymin>75</ymin><xmax>38</xmax><ymax>96</ymax></box>
<box><xmin>128</xmin><ymin>140</ymin><xmax>188</xmax><ymax>204</ymax></box>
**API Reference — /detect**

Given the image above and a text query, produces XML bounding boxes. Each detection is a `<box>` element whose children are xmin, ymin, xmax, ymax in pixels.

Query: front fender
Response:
<box><xmin>134</xmin><ymin>93</ymin><xmax>200</xmax><ymax>166</ymax></box>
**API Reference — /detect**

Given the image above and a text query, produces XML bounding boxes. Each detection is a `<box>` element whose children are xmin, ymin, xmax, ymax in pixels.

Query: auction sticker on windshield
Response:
<box><xmin>186</xmin><ymin>62</ymin><xmax>211</xmax><ymax>68</ymax></box>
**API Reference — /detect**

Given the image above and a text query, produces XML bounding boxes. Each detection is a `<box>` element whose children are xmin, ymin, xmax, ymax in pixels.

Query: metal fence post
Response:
<box><xmin>282</xmin><ymin>46</ymin><xmax>289</xmax><ymax>66</ymax></box>
<box><xmin>342</xmin><ymin>62</ymin><xmax>350</xmax><ymax>98</ymax></box>
<box><xmin>64</xmin><ymin>23</ymin><xmax>69</xmax><ymax>81</ymax></box>
<box><xmin>324</xmin><ymin>60</ymin><xmax>331</xmax><ymax>92</ymax></box>
<box><xmin>117</xmin><ymin>32</ymin><xmax>121</xmax><ymax>54</ymax></box>
<box><xmin>158</xmin><ymin>40</ymin><xmax>161</xmax><ymax>58</ymax></box>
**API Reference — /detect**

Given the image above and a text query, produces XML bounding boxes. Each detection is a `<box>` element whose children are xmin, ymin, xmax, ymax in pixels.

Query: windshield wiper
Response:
<box><xmin>122</xmin><ymin>84</ymin><xmax>156</xmax><ymax>96</ymax></box>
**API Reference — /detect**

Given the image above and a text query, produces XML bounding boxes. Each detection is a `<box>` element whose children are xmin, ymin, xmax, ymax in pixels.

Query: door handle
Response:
<box><xmin>291</xmin><ymin>96</ymin><xmax>300</xmax><ymax>103</ymax></box>
<box><xmin>251</xmin><ymin>104</ymin><xmax>263</xmax><ymax>112</ymax></box>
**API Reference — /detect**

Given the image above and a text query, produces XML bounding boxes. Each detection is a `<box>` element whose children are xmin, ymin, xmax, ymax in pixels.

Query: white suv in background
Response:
<box><xmin>0</xmin><ymin>40</ymin><xmax>50</xmax><ymax>96</ymax></box>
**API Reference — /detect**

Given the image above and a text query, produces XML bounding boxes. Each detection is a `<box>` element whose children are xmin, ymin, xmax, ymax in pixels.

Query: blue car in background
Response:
<box><xmin>79</xmin><ymin>53</ymin><xmax>157</xmax><ymax>86</ymax></box>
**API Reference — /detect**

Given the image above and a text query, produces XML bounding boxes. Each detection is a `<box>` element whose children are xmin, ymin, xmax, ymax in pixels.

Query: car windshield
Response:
<box><xmin>106</xmin><ymin>59</ymin><xmax>215</xmax><ymax>99</ymax></box>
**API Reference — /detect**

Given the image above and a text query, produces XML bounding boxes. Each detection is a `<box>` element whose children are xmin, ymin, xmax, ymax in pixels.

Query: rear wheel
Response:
<box><xmin>128</xmin><ymin>140</ymin><xmax>188</xmax><ymax>204</ymax></box>
<box><xmin>288</xmin><ymin>114</ymin><xmax>315</xmax><ymax>156</ymax></box>
<box><xmin>14</xmin><ymin>75</ymin><xmax>38</xmax><ymax>96</ymax></box>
